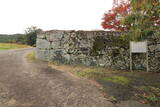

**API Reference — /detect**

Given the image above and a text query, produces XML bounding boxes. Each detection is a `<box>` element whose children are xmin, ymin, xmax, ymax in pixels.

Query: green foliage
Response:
<box><xmin>102</xmin><ymin>76</ymin><xmax>130</xmax><ymax>85</ymax></box>
<box><xmin>24</xmin><ymin>26</ymin><xmax>42</xmax><ymax>46</ymax></box>
<box><xmin>122</xmin><ymin>0</ymin><xmax>160</xmax><ymax>41</ymax></box>
<box><xmin>16</xmin><ymin>35</ymin><xmax>27</xmax><ymax>44</ymax></box>
<box><xmin>0</xmin><ymin>34</ymin><xmax>25</xmax><ymax>43</ymax></box>
<box><xmin>25</xmin><ymin>31</ymin><xmax>37</xmax><ymax>46</ymax></box>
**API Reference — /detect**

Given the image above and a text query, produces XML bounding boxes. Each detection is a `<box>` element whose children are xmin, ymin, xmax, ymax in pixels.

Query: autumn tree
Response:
<box><xmin>102</xmin><ymin>0</ymin><xmax>159</xmax><ymax>41</ymax></box>
<box><xmin>101</xmin><ymin>3</ymin><xmax>130</xmax><ymax>31</ymax></box>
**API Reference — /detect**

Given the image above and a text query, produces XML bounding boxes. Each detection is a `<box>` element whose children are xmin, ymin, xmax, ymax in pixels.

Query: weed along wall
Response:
<box><xmin>36</xmin><ymin>30</ymin><xmax>160</xmax><ymax>72</ymax></box>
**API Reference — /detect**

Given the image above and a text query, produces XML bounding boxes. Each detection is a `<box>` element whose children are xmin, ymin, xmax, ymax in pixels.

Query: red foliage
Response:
<box><xmin>101</xmin><ymin>3</ymin><xmax>130</xmax><ymax>31</ymax></box>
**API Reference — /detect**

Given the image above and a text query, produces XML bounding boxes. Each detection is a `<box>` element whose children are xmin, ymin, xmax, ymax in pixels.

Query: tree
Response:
<box><xmin>16</xmin><ymin>34</ymin><xmax>27</xmax><ymax>44</ymax></box>
<box><xmin>25</xmin><ymin>26</ymin><xmax>42</xmax><ymax>46</ymax></box>
<box><xmin>101</xmin><ymin>0</ymin><xmax>159</xmax><ymax>41</ymax></box>
<box><xmin>101</xmin><ymin>3</ymin><xmax>130</xmax><ymax>31</ymax></box>
<box><xmin>122</xmin><ymin>0</ymin><xmax>160</xmax><ymax>40</ymax></box>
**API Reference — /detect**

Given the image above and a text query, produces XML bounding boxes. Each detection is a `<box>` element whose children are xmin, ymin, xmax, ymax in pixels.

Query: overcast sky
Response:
<box><xmin>0</xmin><ymin>0</ymin><xmax>113</xmax><ymax>34</ymax></box>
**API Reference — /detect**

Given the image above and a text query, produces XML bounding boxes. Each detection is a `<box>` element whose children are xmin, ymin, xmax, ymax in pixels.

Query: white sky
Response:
<box><xmin>0</xmin><ymin>0</ymin><xmax>113</xmax><ymax>34</ymax></box>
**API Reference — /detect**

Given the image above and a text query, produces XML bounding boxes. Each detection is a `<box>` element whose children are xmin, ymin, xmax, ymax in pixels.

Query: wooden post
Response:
<box><xmin>146</xmin><ymin>41</ymin><xmax>149</xmax><ymax>72</ymax></box>
<box><xmin>130</xmin><ymin>52</ymin><xmax>132</xmax><ymax>72</ymax></box>
<box><xmin>130</xmin><ymin>42</ymin><xmax>132</xmax><ymax>72</ymax></box>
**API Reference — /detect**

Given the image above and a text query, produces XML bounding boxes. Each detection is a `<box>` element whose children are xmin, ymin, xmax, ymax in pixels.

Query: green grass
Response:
<box><xmin>74</xmin><ymin>68</ymin><xmax>106</xmax><ymax>79</ymax></box>
<box><xmin>102</xmin><ymin>76</ymin><xmax>130</xmax><ymax>85</ymax></box>
<box><xmin>48</xmin><ymin>62</ymin><xmax>107</xmax><ymax>79</ymax></box>
<box><xmin>25</xmin><ymin>51</ymin><xmax>36</xmax><ymax>61</ymax></box>
<box><xmin>0</xmin><ymin>43</ymin><xmax>30</xmax><ymax>50</ymax></box>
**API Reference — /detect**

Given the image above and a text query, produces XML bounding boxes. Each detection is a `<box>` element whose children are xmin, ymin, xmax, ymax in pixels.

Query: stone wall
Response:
<box><xmin>36</xmin><ymin>30</ymin><xmax>160</xmax><ymax>72</ymax></box>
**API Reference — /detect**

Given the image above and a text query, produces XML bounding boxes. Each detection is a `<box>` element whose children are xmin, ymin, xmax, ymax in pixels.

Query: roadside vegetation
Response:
<box><xmin>49</xmin><ymin>62</ymin><xmax>160</xmax><ymax>107</ymax></box>
<box><xmin>0</xmin><ymin>43</ymin><xmax>31</xmax><ymax>50</ymax></box>
<box><xmin>25</xmin><ymin>51</ymin><xmax>36</xmax><ymax>61</ymax></box>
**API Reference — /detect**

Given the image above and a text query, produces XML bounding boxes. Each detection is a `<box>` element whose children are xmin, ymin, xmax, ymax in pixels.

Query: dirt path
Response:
<box><xmin>0</xmin><ymin>48</ymin><xmax>115</xmax><ymax>107</ymax></box>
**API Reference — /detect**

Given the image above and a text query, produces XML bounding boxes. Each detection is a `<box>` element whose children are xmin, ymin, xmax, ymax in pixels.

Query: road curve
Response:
<box><xmin>0</xmin><ymin>48</ymin><xmax>115</xmax><ymax>107</ymax></box>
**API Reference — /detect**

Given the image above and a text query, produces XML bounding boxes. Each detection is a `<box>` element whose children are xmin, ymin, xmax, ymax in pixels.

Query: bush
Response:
<box><xmin>24</xmin><ymin>26</ymin><xmax>42</xmax><ymax>46</ymax></box>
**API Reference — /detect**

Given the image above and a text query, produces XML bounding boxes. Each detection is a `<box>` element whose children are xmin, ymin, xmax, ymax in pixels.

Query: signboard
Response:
<box><xmin>130</xmin><ymin>41</ymin><xmax>147</xmax><ymax>53</ymax></box>
<box><xmin>129</xmin><ymin>41</ymin><xmax>148</xmax><ymax>72</ymax></box>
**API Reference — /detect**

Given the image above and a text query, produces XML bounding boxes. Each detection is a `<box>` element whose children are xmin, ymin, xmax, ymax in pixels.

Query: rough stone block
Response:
<box><xmin>46</xmin><ymin>31</ymin><xmax>64</xmax><ymax>42</ymax></box>
<box><xmin>49</xmin><ymin>49</ymin><xmax>66</xmax><ymax>63</ymax></box>
<box><xmin>157</xmin><ymin>44</ymin><xmax>160</xmax><ymax>51</ymax></box>
<box><xmin>63</xmin><ymin>54</ymin><xmax>71</xmax><ymax>62</ymax></box>
<box><xmin>37</xmin><ymin>34</ymin><xmax>46</xmax><ymax>39</ymax></box>
<box><xmin>51</xmin><ymin>41</ymin><xmax>62</xmax><ymax>49</ymax></box>
<box><xmin>36</xmin><ymin>49</ymin><xmax>50</xmax><ymax>61</ymax></box>
<box><xmin>79</xmin><ymin>40</ymin><xmax>92</xmax><ymax>48</ymax></box>
<box><xmin>36</xmin><ymin>39</ymin><xmax>51</xmax><ymax>50</ymax></box>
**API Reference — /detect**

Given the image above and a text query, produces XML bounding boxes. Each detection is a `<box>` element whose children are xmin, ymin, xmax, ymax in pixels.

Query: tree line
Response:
<box><xmin>0</xmin><ymin>26</ymin><xmax>42</xmax><ymax>46</ymax></box>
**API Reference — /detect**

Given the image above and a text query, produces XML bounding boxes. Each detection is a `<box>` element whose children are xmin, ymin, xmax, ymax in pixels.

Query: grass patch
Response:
<box><xmin>0</xmin><ymin>43</ymin><xmax>30</xmax><ymax>50</ymax></box>
<box><xmin>102</xmin><ymin>76</ymin><xmax>130</xmax><ymax>85</ymax></box>
<box><xmin>25</xmin><ymin>51</ymin><xmax>36</xmax><ymax>61</ymax></box>
<box><xmin>48</xmin><ymin>62</ymin><xmax>108</xmax><ymax>79</ymax></box>
<box><xmin>74</xmin><ymin>68</ymin><xmax>105</xmax><ymax>79</ymax></box>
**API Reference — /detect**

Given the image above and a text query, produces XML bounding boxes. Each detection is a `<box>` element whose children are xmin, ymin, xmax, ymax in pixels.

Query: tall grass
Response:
<box><xmin>0</xmin><ymin>43</ymin><xmax>30</xmax><ymax>50</ymax></box>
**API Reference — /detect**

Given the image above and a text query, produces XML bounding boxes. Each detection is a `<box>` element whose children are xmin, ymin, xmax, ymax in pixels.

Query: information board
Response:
<box><xmin>130</xmin><ymin>41</ymin><xmax>147</xmax><ymax>53</ymax></box>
